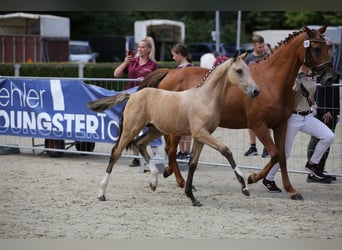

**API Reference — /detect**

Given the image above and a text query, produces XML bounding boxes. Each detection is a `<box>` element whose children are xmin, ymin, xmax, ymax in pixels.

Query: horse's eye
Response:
<box><xmin>313</xmin><ymin>47</ymin><xmax>320</xmax><ymax>54</ymax></box>
<box><xmin>236</xmin><ymin>69</ymin><xmax>243</xmax><ymax>75</ymax></box>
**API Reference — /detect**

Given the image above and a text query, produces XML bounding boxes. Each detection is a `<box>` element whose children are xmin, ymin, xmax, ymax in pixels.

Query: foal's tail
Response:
<box><xmin>138</xmin><ymin>68</ymin><xmax>170</xmax><ymax>90</ymax></box>
<box><xmin>87</xmin><ymin>93</ymin><xmax>130</xmax><ymax>112</ymax></box>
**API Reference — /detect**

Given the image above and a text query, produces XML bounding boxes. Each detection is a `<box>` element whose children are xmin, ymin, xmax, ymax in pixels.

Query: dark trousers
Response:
<box><xmin>307</xmin><ymin>114</ymin><xmax>338</xmax><ymax>172</ymax></box>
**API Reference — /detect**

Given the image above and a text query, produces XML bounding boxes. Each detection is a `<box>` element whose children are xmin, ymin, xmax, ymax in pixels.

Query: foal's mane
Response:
<box><xmin>195</xmin><ymin>57</ymin><xmax>233</xmax><ymax>88</ymax></box>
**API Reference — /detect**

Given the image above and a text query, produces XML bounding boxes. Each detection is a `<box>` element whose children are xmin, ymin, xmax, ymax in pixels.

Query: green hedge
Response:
<box><xmin>0</xmin><ymin>61</ymin><xmax>199</xmax><ymax>78</ymax></box>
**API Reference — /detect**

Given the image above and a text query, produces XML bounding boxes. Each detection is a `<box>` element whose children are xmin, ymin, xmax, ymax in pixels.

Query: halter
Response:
<box><xmin>303</xmin><ymin>35</ymin><xmax>332</xmax><ymax>75</ymax></box>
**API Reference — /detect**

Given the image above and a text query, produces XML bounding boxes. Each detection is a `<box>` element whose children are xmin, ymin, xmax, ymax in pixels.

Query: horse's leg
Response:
<box><xmin>135</xmin><ymin>126</ymin><xmax>164</xmax><ymax>191</ymax></box>
<box><xmin>247</xmin><ymin>124</ymin><xmax>279</xmax><ymax>184</ymax></box>
<box><xmin>249</xmin><ymin>124</ymin><xmax>303</xmax><ymax>200</ymax></box>
<box><xmin>273</xmin><ymin>126</ymin><xmax>303</xmax><ymax>200</ymax></box>
<box><xmin>184</xmin><ymin>140</ymin><xmax>204</xmax><ymax>206</ymax></box>
<box><xmin>163</xmin><ymin>135</ymin><xmax>186</xmax><ymax>188</ymax></box>
<box><xmin>193</xmin><ymin>130</ymin><xmax>249</xmax><ymax>196</ymax></box>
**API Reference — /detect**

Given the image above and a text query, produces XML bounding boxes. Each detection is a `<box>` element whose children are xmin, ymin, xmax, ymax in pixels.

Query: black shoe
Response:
<box><xmin>261</xmin><ymin>147</ymin><xmax>270</xmax><ymax>158</ymax></box>
<box><xmin>129</xmin><ymin>158</ymin><xmax>140</xmax><ymax>167</ymax></box>
<box><xmin>305</xmin><ymin>162</ymin><xmax>325</xmax><ymax>179</ymax></box>
<box><xmin>244</xmin><ymin>146</ymin><xmax>258</xmax><ymax>156</ymax></box>
<box><xmin>262</xmin><ymin>178</ymin><xmax>282</xmax><ymax>193</ymax></box>
<box><xmin>307</xmin><ymin>174</ymin><xmax>332</xmax><ymax>184</ymax></box>
<box><xmin>182</xmin><ymin>152</ymin><xmax>191</xmax><ymax>159</ymax></box>
<box><xmin>177</xmin><ymin>151</ymin><xmax>185</xmax><ymax>159</ymax></box>
<box><xmin>324</xmin><ymin>171</ymin><xmax>337</xmax><ymax>181</ymax></box>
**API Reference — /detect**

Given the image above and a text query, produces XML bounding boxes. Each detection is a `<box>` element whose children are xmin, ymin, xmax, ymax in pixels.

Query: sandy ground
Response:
<box><xmin>0</xmin><ymin>151</ymin><xmax>342</xmax><ymax>239</ymax></box>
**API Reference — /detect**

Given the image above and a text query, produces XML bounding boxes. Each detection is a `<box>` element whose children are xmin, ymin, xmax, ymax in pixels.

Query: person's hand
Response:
<box><xmin>322</xmin><ymin>111</ymin><xmax>332</xmax><ymax>124</ymax></box>
<box><xmin>124</xmin><ymin>55</ymin><xmax>134</xmax><ymax>64</ymax></box>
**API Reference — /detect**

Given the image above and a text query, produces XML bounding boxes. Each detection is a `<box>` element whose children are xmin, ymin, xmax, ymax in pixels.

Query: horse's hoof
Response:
<box><xmin>241</xmin><ymin>188</ymin><xmax>250</xmax><ymax>196</ymax></box>
<box><xmin>149</xmin><ymin>182</ymin><xmax>157</xmax><ymax>191</ymax></box>
<box><xmin>247</xmin><ymin>173</ymin><xmax>257</xmax><ymax>184</ymax></box>
<box><xmin>192</xmin><ymin>200</ymin><xmax>202</xmax><ymax>207</ymax></box>
<box><xmin>98</xmin><ymin>195</ymin><xmax>106</xmax><ymax>201</ymax></box>
<box><xmin>163</xmin><ymin>168</ymin><xmax>172</xmax><ymax>178</ymax></box>
<box><xmin>290</xmin><ymin>193</ymin><xmax>304</xmax><ymax>200</ymax></box>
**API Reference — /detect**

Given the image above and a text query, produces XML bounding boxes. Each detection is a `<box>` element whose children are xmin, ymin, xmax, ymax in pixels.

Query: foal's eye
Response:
<box><xmin>236</xmin><ymin>69</ymin><xmax>243</xmax><ymax>75</ymax></box>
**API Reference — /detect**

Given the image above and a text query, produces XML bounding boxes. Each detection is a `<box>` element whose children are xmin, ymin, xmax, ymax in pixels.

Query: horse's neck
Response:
<box><xmin>263</xmin><ymin>35</ymin><xmax>305</xmax><ymax>95</ymax></box>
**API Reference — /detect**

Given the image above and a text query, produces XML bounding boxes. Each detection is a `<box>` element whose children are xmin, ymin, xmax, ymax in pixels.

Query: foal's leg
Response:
<box><xmin>194</xmin><ymin>130</ymin><xmax>249</xmax><ymax>196</ymax></box>
<box><xmin>135</xmin><ymin>126</ymin><xmax>164</xmax><ymax>191</ymax></box>
<box><xmin>184</xmin><ymin>140</ymin><xmax>204</xmax><ymax>206</ymax></box>
<box><xmin>98</xmin><ymin>122</ymin><xmax>145</xmax><ymax>201</ymax></box>
<box><xmin>247</xmin><ymin>125</ymin><xmax>279</xmax><ymax>184</ymax></box>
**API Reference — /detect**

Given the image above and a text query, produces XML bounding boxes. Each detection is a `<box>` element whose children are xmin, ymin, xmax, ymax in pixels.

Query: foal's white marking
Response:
<box><xmin>148</xmin><ymin>161</ymin><xmax>159</xmax><ymax>188</ymax></box>
<box><xmin>99</xmin><ymin>173</ymin><xmax>110</xmax><ymax>198</ymax></box>
<box><xmin>234</xmin><ymin>166</ymin><xmax>249</xmax><ymax>191</ymax></box>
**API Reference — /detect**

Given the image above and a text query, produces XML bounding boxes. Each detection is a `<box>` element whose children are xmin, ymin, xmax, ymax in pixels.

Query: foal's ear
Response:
<box><xmin>239</xmin><ymin>52</ymin><xmax>248</xmax><ymax>61</ymax></box>
<box><xmin>233</xmin><ymin>50</ymin><xmax>239</xmax><ymax>59</ymax></box>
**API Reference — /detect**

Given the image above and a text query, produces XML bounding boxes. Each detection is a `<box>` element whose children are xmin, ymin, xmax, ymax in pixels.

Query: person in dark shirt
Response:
<box><xmin>306</xmin><ymin>37</ymin><xmax>340</xmax><ymax>183</ymax></box>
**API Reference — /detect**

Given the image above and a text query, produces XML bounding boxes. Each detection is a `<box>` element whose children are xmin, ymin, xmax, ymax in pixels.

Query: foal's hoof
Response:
<box><xmin>149</xmin><ymin>182</ymin><xmax>157</xmax><ymax>191</ymax></box>
<box><xmin>241</xmin><ymin>187</ymin><xmax>250</xmax><ymax>196</ymax></box>
<box><xmin>247</xmin><ymin>173</ymin><xmax>257</xmax><ymax>184</ymax></box>
<box><xmin>98</xmin><ymin>195</ymin><xmax>106</xmax><ymax>201</ymax></box>
<box><xmin>192</xmin><ymin>200</ymin><xmax>202</xmax><ymax>207</ymax></box>
<box><xmin>290</xmin><ymin>193</ymin><xmax>304</xmax><ymax>200</ymax></box>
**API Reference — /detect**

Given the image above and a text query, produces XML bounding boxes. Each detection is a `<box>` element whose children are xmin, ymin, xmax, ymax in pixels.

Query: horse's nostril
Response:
<box><xmin>253</xmin><ymin>89</ymin><xmax>260</xmax><ymax>97</ymax></box>
<box><xmin>323</xmin><ymin>77</ymin><xmax>333</xmax><ymax>86</ymax></box>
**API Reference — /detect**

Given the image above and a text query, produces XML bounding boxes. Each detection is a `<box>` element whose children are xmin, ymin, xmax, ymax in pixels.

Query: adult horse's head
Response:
<box><xmin>227</xmin><ymin>51</ymin><xmax>260</xmax><ymax>98</ymax></box>
<box><xmin>301</xmin><ymin>25</ymin><xmax>335</xmax><ymax>85</ymax></box>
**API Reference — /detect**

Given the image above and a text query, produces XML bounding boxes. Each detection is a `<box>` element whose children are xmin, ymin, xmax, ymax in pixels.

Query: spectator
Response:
<box><xmin>113</xmin><ymin>36</ymin><xmax>161</xmax><ymax>167</ymax></box>
<box><xmin>243</xmin><ymin>34</ymin><xmax>270</xmax><ymax>158</ymax></box>
<box><xmin>262</xmin><ymin>64</ymin><xmax>335</xmax><ymax>192</ymax></box>
<box><xmin>213</xmin><ymin>51</ymin><xmax>228</xmax><ymax>67</ymax></box>
<box><xmin>306</xmin><ymin>37</ymin><xmax>340</xmax><ymax>183</ymax></box>
<box><xmin>171</xmin><ymin>42</ymin><xmax>193</xmax><ymax>159</ymax></box>
<box><xmin>264</xmin><ymin>43</ymin><xmax>273</xmax><ymax>54</ymax></box>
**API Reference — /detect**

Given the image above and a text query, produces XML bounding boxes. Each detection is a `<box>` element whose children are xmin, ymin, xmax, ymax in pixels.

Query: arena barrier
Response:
<box><xmin>0</xmin><ymin>76</ymin><xmax>341</xmax><ymax>177</ymax></box>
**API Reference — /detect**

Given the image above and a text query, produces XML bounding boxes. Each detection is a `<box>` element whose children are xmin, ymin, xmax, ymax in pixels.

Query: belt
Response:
<box><xmin>293</xmin><ymin>110</ymin><xmax>312</xmax><ymax>116</ymax></box>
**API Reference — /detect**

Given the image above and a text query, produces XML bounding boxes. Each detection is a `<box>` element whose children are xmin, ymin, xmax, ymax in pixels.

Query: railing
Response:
<box><xmin>0</xmin><ymin>75</ymin><xmax>341</xmax><ymax>177</ymax></box>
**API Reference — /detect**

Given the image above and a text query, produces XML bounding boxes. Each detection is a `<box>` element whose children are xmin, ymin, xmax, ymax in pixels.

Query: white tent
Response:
<box><xmin>134</xmin><ymin>19</ymin><xmax>185</xmax><ymax>61</ymax></box>
<box><xmin>0</xmin><ymin>12</ymin><xmax>70</xmax><ymax>38</ymax></box>
<box><xmin>134</xmin><ymin>19</ymin><xmax>185</xmax><ymax>43</ymax></box>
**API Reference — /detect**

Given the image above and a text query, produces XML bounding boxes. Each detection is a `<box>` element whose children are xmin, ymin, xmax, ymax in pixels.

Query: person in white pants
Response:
<box><xmin>262</xmin><ymin>64</ymin><xmax>336</xmax><ymax>192</ymax></box>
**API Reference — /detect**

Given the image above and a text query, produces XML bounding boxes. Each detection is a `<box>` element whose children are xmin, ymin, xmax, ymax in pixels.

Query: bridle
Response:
<box><xmin>303</xmin><ymin>35</ymin><xmax>332</xmax><ymax>75</ymax></box>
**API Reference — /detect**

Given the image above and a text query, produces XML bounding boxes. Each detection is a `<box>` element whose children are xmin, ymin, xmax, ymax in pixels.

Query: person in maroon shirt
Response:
<box><xmin>114</xmin><ymin>36</ymin><xmax>160</xmax><ymax>166</ymax></box>
<box><xmin>114</xmin><ymin>36</ymin><xmax>158</xmax><ymax>89</ymax></box>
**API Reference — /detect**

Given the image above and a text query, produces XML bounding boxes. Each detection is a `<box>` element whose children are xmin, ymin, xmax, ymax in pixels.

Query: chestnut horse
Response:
<box><xmin>138</xmin><ymin>25</ymin><xmax>334</xmax><ymax>200</ymax></box>
<box><xmin>88</xmin><ymin>54</ymin><xmax>260</xmax><ymax>206</ymax></box>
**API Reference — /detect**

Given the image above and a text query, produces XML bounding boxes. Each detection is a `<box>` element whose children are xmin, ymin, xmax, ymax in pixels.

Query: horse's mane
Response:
<box><xmin>138</xmin><ymin>68</ymin><xmax>170</xmax><ymax>90</ymax></box>
<box><xmin>253</xmin><ymin>28</ymin><xmax>306</xmax><ymax>64</ymax></box>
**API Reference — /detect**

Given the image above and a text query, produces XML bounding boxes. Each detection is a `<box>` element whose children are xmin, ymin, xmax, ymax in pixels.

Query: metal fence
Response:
<box><xmin>1</xmin><ymin>76</ymin><xmax>341</xmax><ymax>177</ymax></box>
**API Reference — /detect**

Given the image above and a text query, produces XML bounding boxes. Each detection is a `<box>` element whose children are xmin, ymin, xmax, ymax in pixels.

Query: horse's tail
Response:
<box><xmin>138</xmin><ymin>68</ymin><xmax>170</xmax><ymax>90</ymax></box>
<box><xmin>87</xmin><ymin>93</ymin><xmax>130</xmax><ymax>112</ymax></box>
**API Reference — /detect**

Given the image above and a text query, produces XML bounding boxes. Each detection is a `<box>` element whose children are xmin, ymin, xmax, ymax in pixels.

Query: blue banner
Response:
<box><xmin>0</xmin><ymin>78</ymin><xmax>138</xmax><ymax>143</ymax></box>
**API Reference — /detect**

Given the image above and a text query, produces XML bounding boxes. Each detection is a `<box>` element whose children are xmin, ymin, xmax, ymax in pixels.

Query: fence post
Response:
<box><xmin>78</xmin><ymin>63</ymin><xmax>85</xmax><ymax>78</ymax></box>
<box><xmin>14</xmin><ymin>63</ymin><xmax>21</xmax><ymax>77</ymax></box>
